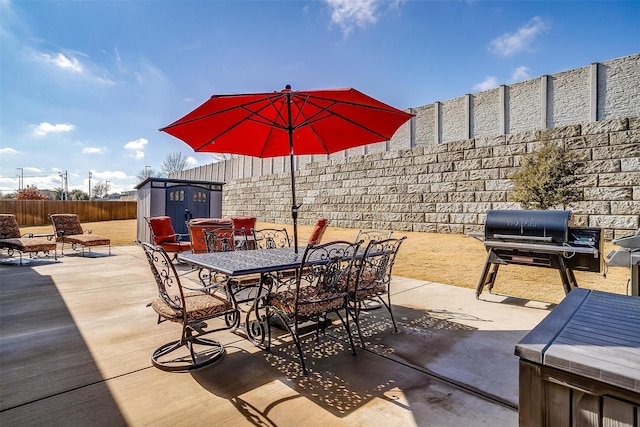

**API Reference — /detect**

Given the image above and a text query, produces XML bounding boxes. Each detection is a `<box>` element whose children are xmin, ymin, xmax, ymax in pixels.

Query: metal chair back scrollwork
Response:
<box><xmin>349</xmin><ymin>236</ymin><xmax>406</xmax><ymax>347</ymax></box>
<box><xmin>141</xmin><ymin>242</ymin><xmax>240</xmax><ymax>372</ymax></box>
<box><xmin>353</xmin><ymin>229</ymin><xmax>393</xmax><ymax>245</ymax></box>
<box><xmin>205</xmin><ymin>228</ymin><xmax>249</xmax><ymax>252</ymax></box>
<box><xmin>264</xmin><ymin>240</ymin><xmax>361</xmax><ymax>375</ymax></box>
<box><xmin>187</xmin><ymin>218</ymin><xmax>232</xmax><ymax>254</ymax></box>
<box><xmin>252</xmin><ymin>228</ymin><xmax>291</xmax><ymax>250</ymax></box>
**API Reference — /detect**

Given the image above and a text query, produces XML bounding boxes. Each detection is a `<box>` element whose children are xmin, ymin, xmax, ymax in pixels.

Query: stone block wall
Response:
<box><xmin>221</xmin><ymin>117</ymin><xmax>639</xmax><ymax>240</ymax></box>
<box><xmin>176</xmin><ymin>54</ymin><xmax>640</xmax><ymax>239</ymax></box>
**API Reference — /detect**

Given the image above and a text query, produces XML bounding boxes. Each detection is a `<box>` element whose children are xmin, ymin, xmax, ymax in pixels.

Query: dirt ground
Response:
<box><xmin>21</xmin><ymin>219</ymin><xmax>633</xmax><ymax>304</ymax></box>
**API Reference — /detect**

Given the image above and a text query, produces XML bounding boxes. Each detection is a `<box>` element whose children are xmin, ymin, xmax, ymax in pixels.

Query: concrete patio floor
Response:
<box><xmin>0</xmin><ymin>246</ymin><xmax>554</xmax><ymax>426</ymax></box>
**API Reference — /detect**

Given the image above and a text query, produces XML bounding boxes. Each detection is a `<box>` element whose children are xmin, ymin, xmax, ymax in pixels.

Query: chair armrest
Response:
<box><xmin>22</xmin><ymin>232</ymin><xmax>55</xmax><ymax>240</ymax></box>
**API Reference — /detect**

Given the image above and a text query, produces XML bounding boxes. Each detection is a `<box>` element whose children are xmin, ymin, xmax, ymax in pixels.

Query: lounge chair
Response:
<box><xmin>49</xmin><ymin>214</ymin><xmax>111</xmax><ymax>256</ymax></box>
<box><xmin>0</xmin><ymin>214</ymin><xmax>57</xmax><ymax>265</ymax></box>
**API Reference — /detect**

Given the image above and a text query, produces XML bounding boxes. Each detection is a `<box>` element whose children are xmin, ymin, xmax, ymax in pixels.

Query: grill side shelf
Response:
<box><xmin>483</xmin><ymin>241</ymin><xmax>599</xmax><ymax>257</ymax></box>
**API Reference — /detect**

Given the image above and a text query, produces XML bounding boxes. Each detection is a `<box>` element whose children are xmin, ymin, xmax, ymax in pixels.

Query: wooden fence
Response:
<box><xmin>0</xmin><ymin>200</ymin><xmax>137</xmax><ymax>226</ymax></box>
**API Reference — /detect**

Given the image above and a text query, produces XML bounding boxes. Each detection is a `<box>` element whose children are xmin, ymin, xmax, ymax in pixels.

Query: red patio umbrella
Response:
<box><xmin>160</xmin><ymin>85</ymin><xmax>414</xmax><ymax>253</ymax></box>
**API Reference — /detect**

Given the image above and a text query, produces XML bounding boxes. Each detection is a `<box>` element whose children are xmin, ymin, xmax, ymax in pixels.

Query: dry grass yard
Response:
<box><xmin>21</xmin><ymin>219</ymin><xmax>633</xmax><ymax>304</ymax></box>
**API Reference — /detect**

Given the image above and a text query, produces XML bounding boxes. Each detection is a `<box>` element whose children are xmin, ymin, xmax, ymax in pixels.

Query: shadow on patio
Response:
<box><xmin>1</xmin><ymin>246</ymin><xmax>553</xmax><ymax>426</ymax></box>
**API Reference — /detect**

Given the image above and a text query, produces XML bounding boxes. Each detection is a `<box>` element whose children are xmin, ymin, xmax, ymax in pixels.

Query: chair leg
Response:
<box><xmin>277</xmin><ymin>311</ymin><xmax>307</xmax><ymax>375</ymax></box>
<box><xmin>292</xmin><ymin>324</ymin><xmax>308</xmax><ymax>375</ymax></box>
<box><xmin>151</xmin><ymin>324</ymin><xmax>225</xmax><ymax>372</ymax></box>
<box><xmin>350</xmin><ymin>301</ymin><xmax>366</xmax><ymax>347</ymax></box>
<box><xmin>381</xmin><ymin>295</ymin><xmax>398</xmax><ymax>333</ymax></box>
<box><xmin>266</xmin><ymin>308</ymin><xmax>272</xmax><ymax>352</ymax></box>
<box><xmin>335</xmin><ymin>309</ymin><xmax>357</xmax><ymax>355</ymax></box>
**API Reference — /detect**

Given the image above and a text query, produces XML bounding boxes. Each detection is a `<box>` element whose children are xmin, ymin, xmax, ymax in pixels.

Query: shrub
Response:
<box><xmin>508</xmin><ymin>141</ymin><xmax>584</xmax><ymax>210</ymax></box>
<box><xmin>15</xmin><ymin>185</ymin><xmax>48</xmax><ymax>200</ymax></box>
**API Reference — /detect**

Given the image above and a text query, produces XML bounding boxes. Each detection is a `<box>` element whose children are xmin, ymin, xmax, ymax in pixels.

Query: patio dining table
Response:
<box><xmin>179</xmin><ymin>245</ymin><xmax>368</xmax><ymax>346</ymax></box>
<box><xmin>178</xmin><ymin>248</ymin><xmax>307</xmax><ymax>345</ymax></box>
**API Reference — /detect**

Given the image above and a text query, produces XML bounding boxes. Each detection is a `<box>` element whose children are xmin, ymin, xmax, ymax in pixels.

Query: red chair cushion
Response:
<box><xmin>307</xmin><ymin>217</ymin><xmax>329</xmax><ymax>245</ymax></box>
<box><xmin>158</xmin><ymin>241</ymin><xmax>191</xmax><ymax>253</ymax></box>
<box><xmin>187</xmin><ymin>218</ymin><xmax>232</xmax><ymax>254</ymax></box>
<box><xmin>149</xmin><ymin>217</ymin><xmax>176</xmax><ymax>244</ymax></box>
<box><xmin>231</xmin><ymin>216</ymin><xmax>256</xmax><ymax>234</ymax></box>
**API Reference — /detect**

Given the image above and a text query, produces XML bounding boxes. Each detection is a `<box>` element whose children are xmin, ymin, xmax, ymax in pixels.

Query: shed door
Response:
<box><xmin>166</xmin><ymin>185</ymin><xmax>210</xmax><ymax>237</ymax></box>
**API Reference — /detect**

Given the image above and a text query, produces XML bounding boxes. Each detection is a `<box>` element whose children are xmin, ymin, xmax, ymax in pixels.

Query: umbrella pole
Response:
<box><xmin>290</xmin><ymin>151</ymin><xmax>298</xmax><ymax>255</ymax></box>
<box><xmin>286</xmin><ymin>88</ymin><xmax>299</xmax><ymax>254</ymax></box>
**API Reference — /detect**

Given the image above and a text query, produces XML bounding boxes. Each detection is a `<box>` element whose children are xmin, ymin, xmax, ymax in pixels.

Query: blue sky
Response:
<box><xmin>1</xmin><ymin>0</ymin><xmax>639</xmax><ymax>196</ymax></box>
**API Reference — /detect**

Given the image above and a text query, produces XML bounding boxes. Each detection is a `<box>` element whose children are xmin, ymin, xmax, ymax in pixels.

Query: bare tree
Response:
<box><xmin>161</xmin><ymin>152</ymin><xmax>189</xmax><ymax>177</ymax></box>
<box><xmin>136</xmin><ymin>166</ymin><xmax>160</xmax><ymax>183</ymax></box>
<box><xmin>92</xmin><ymin>181</ymin><xmax>110</xmax><ymax>199</ymax></box>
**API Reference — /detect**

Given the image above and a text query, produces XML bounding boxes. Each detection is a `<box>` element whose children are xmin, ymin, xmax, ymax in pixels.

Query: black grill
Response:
<box><xmin>485</xmin><ymin>209</ymin><xmax>571</xmax><ymax>244</ymax></box>
<box><xmin>474</xmin><ymin>210</ymin><xmax>602</xmax><ymax>298</ymax></box>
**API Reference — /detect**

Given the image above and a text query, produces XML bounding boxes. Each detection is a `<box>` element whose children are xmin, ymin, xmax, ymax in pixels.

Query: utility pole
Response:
<box><xmin>58</xmin><ymin>172</ymin><xmax>64</xmax><ymax>200</ymax></box>
<box><xmin>16</xmin><ymin>168</ymin><xmax>23</xmax><ymax>191</ymax></box>
<box><xmin>58</xmin><ymin>171</ymin><xmax>68</xmax><ymax>200</ymax></box>
<box><xmin>88</xmin><ymin>171</ymin><xmax>92</xmax><ymax>199</ymax></box>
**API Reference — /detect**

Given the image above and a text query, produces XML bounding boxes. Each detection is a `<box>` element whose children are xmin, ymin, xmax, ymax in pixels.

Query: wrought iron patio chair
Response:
<box><xmin>204</xmin><ymin>227</ymin><xmax>260</xmax><ymax>292</ymax></box>
<box><xmin>204</xmin><ymin>227</ymin><xmax>249</xmax><ymax>252</ymax></box>
<box><xmin>0</xmin><ymin>214</ymin><xmax>57</xmax><ymax>265</ymax></box>
<box><xmin>187</xmin><ymin>218</ymin><xmax>232</xmax><ymax>254</ymax></box>
<box><xmin>354</xmin><ymin>229</ymin><xmax>393</xmax><ymax>244</ymax></box>
<box><xmin>144</xmin><ymin>216</ymin><xmax>191</xmax><ymax>262</ymax></box>
<box><xmin>264</xmin><ymin>240</ymin><xmax>361</xmax><ymax>375</ymax></box>
<box><xmin>351</xmin><ymin>230</ymin><xmax>394</xmax><ymax>311</ymax></box>
<box><xmin>231</xmin><ymin>216</ymin><xmax>256</xmax><ymax>237</ymax></box>
<box><xmin>348</xmin><ymin>236</ymin><xmax>406</xmax><ymax>347</ymax></box>
<box><xmin>142</xmin><ymin>242</ymin><xmax>240</xmax><ymax>372</ymax></box>
<box><xmin>49</xmin><ymin>214</ymin><xmax>111</xmax><ymax>256</ymax></box>
<box><xmin>252</xmin><ymin>228</ymin><xmax>291</xmax><ymax>250</ymax></box>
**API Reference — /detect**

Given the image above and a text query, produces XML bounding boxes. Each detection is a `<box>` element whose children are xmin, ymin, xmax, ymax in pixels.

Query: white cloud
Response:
<box><xmin>124</xmin><ymin>137</ymin><xmax>148</xmax><ymax>159</ymax></box>
<box><xmin>92</xmin><ymin>170</ymin><xmax>128</xmax><ymax>180</ymax></box>
<box><xmin>508</xmin><ymin>66</ymin><xmax>531</xmax><ymax>83</ymax></box>
<box><xmin>24</xmin><ymin>167</ymin><xmax>42</xmax><ymax>173</ymax></box>
<box><xmin>324</xmin><ymin>0</ymin><xmax>403</xmax><ymax>36</ymax></box>
<box><xmin>185</xmin><ymin>156</ymin><xmax>197</xmax><ymax>166</ymax></box>
<box><xmin>0</xmin><ymin>147</ymin><xmax>18</xmax><ymax>154</ymax></box>
<box><xmin>82</xmin><ymin>147</ymin><xmax>105</xmax><ymax>154</ymax></box>
<box><xmin>488</xmin><ymin>16</ymin><xmax>550</xmax><ymax>57</ymax></box>
<box><xmin>38</xmin><ymin>50</ymin><xmax>115</xmax><ymax>84</ymax></box>
<box><xmin>473</xmin><ymin>76</ymin><xmax>499</xmax><ymax>92</ymax></box>
<box><xmin>124</xmin><ymin>137</ymin><xmax>148</xmax><ymax>150</ymax></box>
<box><xmin>33</xmin><ymin>122</ymin><xmax>76</xmax><ymax>136</ymax></box>
<box><xmin>40</xmin><ymin>52</ymin><xmax>83</xmax><ymax>72</ymax></box>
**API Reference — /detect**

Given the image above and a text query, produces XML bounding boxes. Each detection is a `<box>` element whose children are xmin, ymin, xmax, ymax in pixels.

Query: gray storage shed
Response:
<box><xmin>135</xmin><ymin>177</ymin><xmax>224</xmax><ymax>244</ymax></box>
